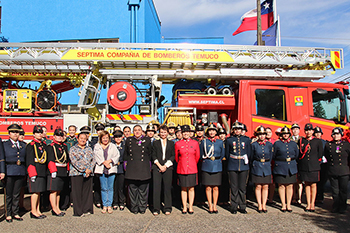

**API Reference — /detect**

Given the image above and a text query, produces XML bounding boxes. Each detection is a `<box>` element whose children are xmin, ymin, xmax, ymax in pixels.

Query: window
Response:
<box><xmin>255</xmin><ymin>89</ymin><xmax>286</xmax><ymax>121</ymax></box>
<box><xmin>312</xmin><ymin>90</ymin><xmax>341</xmax><ymax>120</ymax></box>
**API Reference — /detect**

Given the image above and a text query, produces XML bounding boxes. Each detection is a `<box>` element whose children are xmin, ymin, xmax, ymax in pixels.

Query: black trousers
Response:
<box><xmin>153</xmin><ymin>168</ymin><xmax>173</xmax><ymax>213</ymax></box>
<box><xmin>128</xmin><ymin>179</ymin><xmax>150</xmax><ymax>213</ymax></box>
<box><xmin>5</xmin><ymin>176</ymin><xmax>24</xmax><ymax>217</ymax></box>
<box><xmin>219</xmin><ymin>160</ymin><xmax>230</xmax><ymax>203</ymax></box>
<box><xmin>329</xmin><ymin>175</ymin><xmax>349</xmax><ymax>212</ymax></box>
<box><xmin>228</xmin><ymin>170</ymin><xmax>249</xmax><ymax>211</ymax></box>
<box><xmin>113</xmin><ymin>173</ymin><xmax>126</xmax><ymax>206</ymax></box>
<box><xmin>71</xmin><ymin>175</ymin><xmax>93</xmax><ymax>216</ymax></box>
<box><xmin>59</xmin><ymin>176</ymin><xmax>71</xmax><ymax>210</ymax></box>
<box><xmin>316</xmin><ymin>163</ymin><xmax>328</xmax><ymax>201</ymax></box>
<box><xmin>93</xmin><ymin>175</ymin><xmax>102</xmax><ymax>205</ymax></box>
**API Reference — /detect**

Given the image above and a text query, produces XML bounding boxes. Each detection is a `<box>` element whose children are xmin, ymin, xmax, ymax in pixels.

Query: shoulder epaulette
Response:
<box><xmin>30</xmin><ymin>141</ymin><xmax>35</xmax><ymax>145</ymax></box>
<box><xmin>50</xmin><ymin>142</ymin><xmax>55</xmax><ymax>146</ymax></box>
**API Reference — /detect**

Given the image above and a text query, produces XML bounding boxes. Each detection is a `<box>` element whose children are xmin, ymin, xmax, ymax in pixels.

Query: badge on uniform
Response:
<box><xmin>336</xmin><ymin>146</ymin><xmax>340</xmax><ymax>153</ymax></box>
<box><xmin>17</xmin><ymin>159</ymin><xmax>21</xmax><ymax>166</ymax></box>
<box><xmin>242</xmin><ymin>142</ymin><xmax>245</xmax><ymax>149</ymax></box>
<box><xmin>210</xmin><ymin>157</ymin><xmax>215</xmax><ymax>161</ymax></box>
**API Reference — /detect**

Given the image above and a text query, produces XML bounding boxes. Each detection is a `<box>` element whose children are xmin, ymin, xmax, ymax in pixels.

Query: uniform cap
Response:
<box><xmin>54</xmin><ymin>128</ymin><xmax>64</xmax><ymax>136</ymax></box>
<box><xmin>205</xmin><ymin>123</ymin><xmax>217</xmax><ymax>136</ymax></box>
<box><xmin>255</xmin><ymin>125</ymin><xmax>267</xmax><ymax>135</ymax></box>
<box><xmin>95</xmin><ymin>122</ymin><xmax>105</xmax><ymax>131</ymax></box>
<box><xmin>167</xmin><ymin>122</ymin><xmax>176</xmax><ymax>128</ymax></box>
<box><xmin>304</xmin><ymin>123</ymin><xmax>313</xmax><ymax>131</ymax></box>
<box><xmin>196</xmin><ymin>125</ymin><xmax>204</xmax><ymax>132</ymax></box>
<box><xmin>291</xmin><ymin>123</ymin><xmax>300</xmax><ymax>129</ymax></box>
<box><xmin>332</xmin><ymin>127</ymin><xmax>343</xmax><ymax>136</ymax></box>
<box><xmin>146</xmin><ymin>123</ymin><xmax>156</xmax><ymax>132</ymax></box>
<box><xmin>80</xmin><ymin>126</ymin><xmax>91</xmax><ymax>133</ymax></box>
<box><xmin>190</xmin><ymin>125</ymin><xmax>196</xmax><ymax>132</ymax></box>
<box><xmin>7</xmin><ymin>123</ymin><xmax>22</xmax><ymax>132</ymax></box>
<box><xmin>33</xmin><ymin>125</ymin><xmax>44</xmax><ymax>134</ymax></box>
<box><xmin>314</xmin><ymin>126</ymin><xmax>323</xmax><ymax>135</ymax></box>
<box><xmin>149</xmin><ymin>120</ymin><xmax>160</xmax><ymax>127</ymax></box>
<box><xmin>231</xmin><ymin>121</ymin><xmax>243</xmax><ymax>130</ymax></box>
<box><xmin>280</xmin><ymin>126</ymin><xmax>291</xmax><ymax>135</ymax></box>
<box><xmin>175</xmin><ymin>125</ymin><xmax>182</xmax><ymax>133</ymax></box>
<box><xmin>19</xmin><ymin>128</ymin><xmax>25</xmax><ymax>136</ymax></box>
<box><xmin>113</xmin><ymin>130</ymin><xmax>124</xmax><ymax>138</ymax></box>
<box><xmin>218</xmin><ymin>127</ymin><xmax>226</xmax><ymax>135</ymax></box>
<box><xmin>181</xmin><ymin>125</ymin><xmax>191</xmax><ymax>132</ymax></box>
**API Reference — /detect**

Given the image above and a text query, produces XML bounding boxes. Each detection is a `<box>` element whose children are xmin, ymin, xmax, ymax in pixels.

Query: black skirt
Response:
<box><xmin>274</xmin><ymin>173</ymin><xmax>296</xmax><ymax>184</ymax></box>
<box><xmin>47</xmin><ymin>176</ymin><xmax>67</xmax><ymax>191</ymax></box>
<box><xmin>28</xmin><ymin>176</ymin><xmax>46</xmax><ymax>193</ymax></box>
<box><xmin>178</xmin><ymin>174</ymin><xmax>197</xmax><ymax>187</ymax></box>
<box><xmin>299</xmin><ymin>171</ymin><xmax>320</xmax><ymax>183</ymax></box>
<box><xmin>202</xmin><ymin>171</ymin><xmax>222</xmax><ymax>186</ymax></box>
<box><xmin>251</xmin><ymin>174</ymin><xmax>272</xmax><ymax>184</ymax></box>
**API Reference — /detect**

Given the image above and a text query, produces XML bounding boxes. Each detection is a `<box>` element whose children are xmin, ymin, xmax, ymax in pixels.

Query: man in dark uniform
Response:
<box><xmin>226</xmin><ymin>121</ymin><xmax>252</xmax><ymax>214</ymax></box>
<box><xmin>167</xmin><ymin>122</ymin><xmax>177</xmax><ymax>141</ymax></box>
<box><xmin>66</xmin><ymin>125</ymin><xmax>78</xmax><ymax>151</ymax></box>
<box><xmin>124</xmin><ymin>125</ymin><xmax>152</xmax><ymax>214</ymax></box>
<box><xmin>0</xmin><ymin>124</ymin><xmax>26</xmax><ymax>222</ymax></box>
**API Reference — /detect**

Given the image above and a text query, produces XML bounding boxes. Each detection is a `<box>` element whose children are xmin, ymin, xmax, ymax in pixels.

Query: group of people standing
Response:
<box><xmin>0</xmin><ymin>120</ymin><xmax>349</xmax><ymax>223</ymax></box>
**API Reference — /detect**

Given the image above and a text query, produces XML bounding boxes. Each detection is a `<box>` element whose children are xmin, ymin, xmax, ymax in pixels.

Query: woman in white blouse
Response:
<box><xmin>94</xmin><ymin>131</ymin><xmax>120</xmax><ymax>214</ymax></box>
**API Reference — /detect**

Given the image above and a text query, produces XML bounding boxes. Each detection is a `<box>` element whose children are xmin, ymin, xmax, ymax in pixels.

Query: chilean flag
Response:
<box><xmin>232</xmin><ymin>0</ymin><xmax>274</xmax><ymax>36</ymax></box>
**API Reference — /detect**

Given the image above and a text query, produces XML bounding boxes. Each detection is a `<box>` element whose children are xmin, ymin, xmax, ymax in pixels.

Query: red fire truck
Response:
<box><xmin>0</xmin><ymin>43</ymin><xmax>346</xmax><ymax>140</ymax></box>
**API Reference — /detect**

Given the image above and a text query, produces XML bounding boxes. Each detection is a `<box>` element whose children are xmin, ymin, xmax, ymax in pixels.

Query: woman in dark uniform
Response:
<box><xmin>47</xmin><ymin>128</ymin><xmax>69</xmax><ymax>217</ymax></box>
<box><xmin>175</xmin><ymin>125</ymin><xmax>200</xmax><ymax>214</ymax></box>
<box><xmin>324</xmin><ymin>127</ymin><xmax>350</xmax><ymax>213</ymax></box>
<box><xmin>273</xmin><ymin>126</ymin><xmax>298</xmax><ymax>212</ymax></box>
<box><xmin>298</xmin><ymin>123</ymin><xmax>323</xmax><ymax>212</ymax></box>
<box><xmin>26</xmin><ymin>125</ymin><xmax>48</xmax><ymax>219</ymax></box>
<box><xmin>200</xmin><ymin>123</ymin><xmax>225</xmax><ymax>214</ymax></box>
<box><xmin>218</xmin><ymin>127</ymin><xmax>229</xmax><ymax>206</ymax></box>
<box><xmin>251</xmin><ymin>126</ymin><xmax>273</xmax><ymax>213</ymax></box>
<box><xmin>112</xmin><ymin>129</ymin><xmax>126</xmax><ymax>211</ymax></box>
<box><xmin>0</xmin><ymin>124</ymin><xmax>26</xmax><ymax>222</ymax></box>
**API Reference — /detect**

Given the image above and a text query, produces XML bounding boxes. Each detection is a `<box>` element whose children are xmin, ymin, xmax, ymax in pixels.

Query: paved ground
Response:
<box><xmin>1</xmin><ymin>183</ymin><xmax>349</xmax><ymax>233</ymax></box>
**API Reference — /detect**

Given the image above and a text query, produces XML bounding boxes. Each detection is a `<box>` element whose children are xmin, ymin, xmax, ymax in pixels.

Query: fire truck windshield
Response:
<box><xmin>312</xmin><ymin>90</ymin><xmax>343</xmax><ymax>121</ymax></box>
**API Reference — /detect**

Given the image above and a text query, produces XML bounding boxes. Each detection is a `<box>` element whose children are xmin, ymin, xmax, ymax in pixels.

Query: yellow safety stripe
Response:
<box><xmin>252</xmin><ymin>118</ymin><xmax>291</xmax><ymax>128</ymax></box>
<box><xmin>310</xmin><ymin>119</ymin><xmax>349</xmax><ymax>130</ymax></box>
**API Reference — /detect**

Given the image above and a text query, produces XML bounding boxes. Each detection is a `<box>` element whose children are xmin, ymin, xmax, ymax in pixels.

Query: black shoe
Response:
<box><xmin>52</xmin><ymin>210</ymin><xmax>65</xmax><ymax>217</ymax></box>
<box><xmin>113</xmin><ymin>206</ymin><xmax>118</xmax><ymax>210</ymax></box>
<box><xmin>304</xmin><ymin>209</ymin><xmax>310</xmax><ymax>212</ymax></box>
<box><xmin>213</xmin><ymin>210</ymin><xmax>218</xmax><ymax>214</ymax></box>
<box><xmin>231</xmin><ymin>210</ymin><xmax>237</xmax><ymax>214</ymax></box>
<box><xmin>309</xmin><ymin>209</ymin><xmax>315</xmax><ymax>212</ymax></box>
<box><xmin>257</xmin><ymin>210</ymin><xmax>262</xmax><ymax>213</ymax></box>
<box><xmin>41</xmin><ymin>214</ymin><xmax>47</xmax><ymax>218</ymax></box>
<box><xmin>239</xmin><ymin>209</ymin><xmax>247</xmax><ymax>214</ymax></box>
<box><xmin>182</xmin><ymin>211</ymin><xmax>187</xmax><ymax>214</ymax></box>
<box><xmin>13</xmin><ymin>216</ymin><xmax>23</xmax><ymax>221</ymax></box>
<box><xmin>208</xmin><ymin>210</ymin><xmax>213</xmax><ymax>214</ymax></box>
<box><xmin>30</xmin><ymin>212</ymin><xmax>44</xmax><ymax>219</ymax></box>
<box><xmin>262</xmin><ymin>209</ymin><xmax>268</xmax><ymax>213</ymax></box>
<box><xmin>281</xmin><ymin>209</ymin><xmax>287</xmax><ymax>213</ymax></box>
<box><xmin>287</xmin><ymin>209</ymin><xmax>293</xmax><ymax>213</ymax></box>
<box><xmin>6</xmin><ymin>217</ymin><xmax>13</xmax><ymax>223</ymax></box>
<box><xmin>139</xmin><ymin>211</ymin><xmax>146</xmax><ymax>214</ymax></box>
<box><xmin>188</xmin><ymin>211</ymin><xmax>194</xmax><ymax>215</ymax></box>
<box><xmin>119</xmin><ymin>206</ymin><xmax>125</xmax><ymax>211</ymax></box>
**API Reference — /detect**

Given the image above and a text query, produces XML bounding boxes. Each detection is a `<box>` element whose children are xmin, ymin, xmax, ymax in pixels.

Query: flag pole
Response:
<box><xmin>278</xmin><ymin>14</ymin><xmax>281</xmax><ymax>46</ymax></box>
<box><xmin>257</xmin><ymin>0</ymin><xmax>263</xmax><ymax>45</ymax></box>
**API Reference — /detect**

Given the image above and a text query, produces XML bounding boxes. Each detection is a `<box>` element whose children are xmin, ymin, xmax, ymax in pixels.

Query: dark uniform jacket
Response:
<box><xmin>0</xmin><ymin>138</ymin><xmax>4</xmax><ymax>174</ymax></box>
<box><xmin>124</xmin><ymin>136</ymin><xmax>152</xmax><ymax>181</ymax></box>
<box><xmin>1</xmin><ymin>139</ymin><xmax>26</xmax><ymax>176</ymax></box>
<box><xmin>225</xmin><ymin>135</ymin><xmax>252</xmax><ymax>171</ymax></box>
<box><xmin>273</xmin><ymin>139</ymin><xmax>298</xmax><ymax>176</ymax></box>
<box><xmin>115</xmin><ymin>141</ymin><xmax>125</xmax><ymax>174</ymax></box>
<box><xmin>91</xmin><ymin>136</ymin><xmax>99</xmax><ymax>149</ymax></box>
<box><xmin>66</xmin><ymin>136</ymin><xmax>78</xmax><ymax>151</ymax></box>
<box><xmin>251</xmin><ymin>140</ymin><xmax>273</xmax><ymax>177</ymax></box>
<box><xmin>200</xmin><ymin>138</ymin><xmax>225</xmax><ymax>173</ymax></box>
<box><xmin>151</xmin><ymin>139</ymin><xmax>175</xmax><ymax>170</ymax></box>
<box><xmin>298</xmin><ymin>137</ymin><xmax>323</xmax><ymax>172</ymax></box>
<box><xmin>26</xmin><ymin>139</ymin><xmax>47</xmax><ymax>178</ymax></box>
<box><xmin>47</xmin><ymin>141</ymin><xmax>69</xmax><ymax>177</ymax></box>
<box><xmin>324</xmin><ymin>140</ymin><xmax>350</xmax><ymax>176</ymax></box>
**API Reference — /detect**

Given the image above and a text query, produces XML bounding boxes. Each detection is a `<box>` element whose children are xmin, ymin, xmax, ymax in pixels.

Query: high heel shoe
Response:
<box><xmin>213</xmin><ymin>210</ymin><xmax>218</xmax><ymax>214</ymax></box>
<box><xmin>13</xmin><ymin>215</ymin><xmax>23</xmax><ymax>221</ymax></box>
<box><xmin>262</xmin><ymin>209</ymin><xmax>268</xmax><ymax>213</ymax></box>
<box><xmin>6</xmin><ymin>217</ymin><xmax>13</xmax><ymax>223</ymax></box>
<box><xmin>51</xmin><ymin>210</ymin><xmax>65</xmax><ymax>217</ymax></box>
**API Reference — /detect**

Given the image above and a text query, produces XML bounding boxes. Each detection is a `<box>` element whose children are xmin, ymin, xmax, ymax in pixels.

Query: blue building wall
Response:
<box><xmin>163</xmin><ymin>37</ymin><xmax>224</xmax><ymax>44</ymax></box>
<box><xmin>1</xmin><ymin>0</ymin><xmax>161</xmax><ymax>43</ymax></box>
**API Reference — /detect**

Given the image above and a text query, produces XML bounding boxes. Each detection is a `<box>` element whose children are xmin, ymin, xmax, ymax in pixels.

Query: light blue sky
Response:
<box><xmin>59</xmin><ymin>0</ymin><xmax>350</xmax><ymax>104</ymax></box>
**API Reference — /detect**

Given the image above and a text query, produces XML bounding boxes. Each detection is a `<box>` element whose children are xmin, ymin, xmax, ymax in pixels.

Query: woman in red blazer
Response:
<box><xmin>175</xmin><ymin>125</ymin><xmax>200</xmax><ymax>214</ymax></box>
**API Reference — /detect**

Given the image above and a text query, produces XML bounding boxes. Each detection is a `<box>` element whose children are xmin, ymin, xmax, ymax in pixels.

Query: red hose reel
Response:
<box><xmin>107</xmin><ymin>82</ymin><xmax>137</xmax><ymax>111</ymax></box>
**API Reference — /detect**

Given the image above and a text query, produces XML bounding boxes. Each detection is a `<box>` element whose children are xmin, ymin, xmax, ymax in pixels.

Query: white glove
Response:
<box><xmin>31</xmin><ymin>176</ymin><xmax>36</xmax><ymax>182</ymax></box>
<box><xmin>52</xmin><ymin>172</ymin><xmax>57</xmax><ymax>178</ymax></box>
